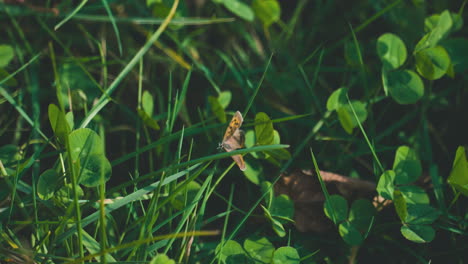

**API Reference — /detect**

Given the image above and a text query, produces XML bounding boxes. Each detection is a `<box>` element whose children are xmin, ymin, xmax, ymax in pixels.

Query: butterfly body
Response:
<box><xmin>221</xmin><ymin>111</ymin><xmax>246</xmax><ymax>171</ymax></box>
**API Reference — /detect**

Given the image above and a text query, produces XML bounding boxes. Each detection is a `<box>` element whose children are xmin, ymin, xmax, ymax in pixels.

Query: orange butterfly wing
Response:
<box><xmin>222</xmin><ymin>111</ymin><xmax>246</xmax><ymax>171</ymax></box>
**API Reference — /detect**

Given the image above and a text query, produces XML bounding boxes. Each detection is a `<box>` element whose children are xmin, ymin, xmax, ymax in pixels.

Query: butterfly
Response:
<box><xmin>219</xmin><ymin>111</ymin><xmax>246</xmax><ymax>171</ymax></box>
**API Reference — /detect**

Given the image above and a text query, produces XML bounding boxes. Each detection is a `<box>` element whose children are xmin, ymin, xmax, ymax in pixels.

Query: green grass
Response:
<box><xmin>1</xmin><ymin>1</ymin><xmax>468</xmax><ymax>263</ymax></box>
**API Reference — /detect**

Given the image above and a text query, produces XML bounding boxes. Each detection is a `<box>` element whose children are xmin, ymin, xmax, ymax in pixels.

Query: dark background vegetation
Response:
<box><xmin>1</xmin><ymin>0</ymin><xmax>467</xmax><ymax>263</ymax></box>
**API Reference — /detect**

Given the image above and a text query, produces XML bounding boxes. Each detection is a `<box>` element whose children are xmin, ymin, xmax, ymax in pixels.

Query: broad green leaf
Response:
<box><xmin>262</xmin><ymin>205</ymin><xmax>286</xmax><ymax>237</ymax></box>
<box><xmin>401</xmin><ymin>224</ymin><xmax>435</xmax><ymax>243</ymax></box>
<box><xmin>171</xmin><ymin>181</ymin><xmax>201</xmax><ymax>210</ymax></box>
<box><xmin>150</xmin><ymin>254</ymin><xmax>175</xmax><ymax>264</ymax></box>
<box><xmin>447</xmin><ymin>146</ymin><xmax>468</xmax><ymax>196</ymax></box>
<box><xmin>384</xmin><ymin>69</ymin><xmax>424</xmax><ymax>104</ymax></box>
<box><xmin>255</xmin><ymin>112</ymin><xmax>274</xmax><ymax>145</ymax></box>
<box><xmin>377</xmin><ymin>170</ymin><xmax>396</xmax><ymax>200</ymax></box>
<box><xmin>0</xmin><ymin>45</ymin><xmax>14</xmax><ymax>67</ymax></box>
<box><xmin>405</xmin><ymin>204</ymin><xmax>440</xmax><ymax>225</ymax></box>
<box><xmin>142</xmin><ymin>90</ymin><xmax>154</xmax><ymax>116</ymax></box>
<box><xmin>146</xmin><ymin>0</ymin><xmax>162</xmax><ymax>7</ymax></box>
<box><xmin>270</xmin><ymin>194</ymin><xmax>294</xmax><ymax>223</ymax></box>
<box><xmin>137</xmin><ymin>108</ymin><xmax>160</xmax><ymax>130</ymax></box>
<box><xmin>339</xmin><ymin>221</ymin><xmax>364</xmax><ymax>246</ymax></box>
<box><xmin>245</xmin><ymin>130</ymin><xmax>255</xmax><ymax>148</ymax></box>
<box><xmin>243</xmin><ymin>160</ymin><xmax>263</xmax><ymax>185</ymax></box>
<box><xmin>337</xmin><ymin>101</ymin><xmax>367</xmax><ymax>134</ymax></box>
<box><xmin>324</xmin><ymin>194</ymin><xmax>348</xmax><ymax>224</ymax></box>
<box><xmin>216</xmin><ymin>240</ymin><xmax>248</xmax><ymax>263</ymax></box>
<box><xmin>348</xmin><ymin>199</ymin><xmax>375</xmax><ymax>231</ymax></box>
<box><xmin>244</xmin><ymin>130</ymin><xmax>263</xmax><ymax>159</ymax></box>
<box><xmin>393</xmin><ymin>190</ymin><xmax>407</xmax><ymax>221</ymax></box>
<box><xmin>243</xmin><ymin>237</ymin><xmax>275</xmax><ymax>263</ymax></box>
<box><xmin>57</xmin><ymin>183</ymin><xmax>84</xmax><ymax>201</ymax></box>
<box><xmin>0</xmin><ymin>144</ymin><xmax>21</xmax><ymax>164</ymax></box>
<box><xmin>68</xmin><ymin>128</ymin><xmax>112</xmax><ymax>187</ymax></box>
<box><xmin>222</xmin><ymin>0</ymin><xmax>255</xmax><ymax>22</ymax></box>
<box><xmin>326</xmin><ymin>87</ymin><xmax>348</xmax><ymax>111</ymax></box>
<box><xmin>265</xmin><ymin>130</ymin><xmax>291</xmax><ymax>163</ymax></box>
<box><xmin>65</xmin><ymin>111</ymin><xmax>74</xmax><ymax>130</ymax></box>
<box><xmin>415</xmin><ymin>46</ymin><xmax>451</xmax><ymax>80</ymax></box>
<box><xmin>209</xmin><ymin>96</ymin><xmax>226</xmax><ymax>123</ymax></box>
<box><xmin>265</xmin><ymin>148</ymin><xmax>291</xmax><ymax>161</ymax></box>
<box><xmin>252</xmin><ymin>0</ymin><xmax>281</xmax><ymax>27</ymax></box>
<box><xmin>415</xmin><ymin>10</ymin><xmax>453</xmax><ymax>52</ymax></box>
<box><xmin>218</xmin><ymin>91</ymin><xmax>232</xmax><ymax>109</ymax></box>
<box><xmin>69</xmin><ymin>128</ymin><xmax>103</xmax><ymax>160</ymax></box>
<box><xmin>377</xmin><ymin>33</ymin><xmax>407</xmax><ymax>69</ymax></box>
<box><xmin>37</xmin><ymin>169</ymin><xmax>59</xmax><ymax>200</ymax></box>
<box><xmin>443</xmin><ymin>38</ymin><xmax>468</xmax><ymax>73</ymax></box>
<box><xmin>393</xmin><ymin>146</ymin><xmax>422</xmax><ymax>185</ymax></box>
<box><xmin>424</xmin><ymin>14</ymin><xmax>439</xmax><ymax>32</ymax></box>
<box><xmin>48</xmin><ymin>104</ymin><xmax>71</xmax><ymax>144</ymax></box>
<box><xmin>394</xmin><ymin>160</ymin><xmax>423</xmax><ymax>185</ymax></box>
<box><xmin>273</xmin><ymin>129</ymin><xmax>280</xmax><ymax>144</ymax></box>
<box><xmin>270</xmin><ymin>215</ymin><xmax>286</xmax><ymax>237</ymax></box>
<box><xmin>260</xmin><ymin>181</ymin><xmax>273</xmax><ymax>207</ymax></box>
<box><xmin>81</xmin><ymin>230</ymin><xmax>117</xmax><ymax>263</ymax></box>
<box><xmin>151</xmin><ymin>3</ymin><xmax>175</xmax><ymax>18</ymax></box>
<box><xmin>78</xmin><ymin>153</ymin><xmax>112</xmax><ymax>187</ymax></box>
<box><xmin>272</xmin><ymin>247</ymin><xmax>300</xmax><ymax>264</ymax></box>
<box><xmin>399</xmin><ymin>185</ymin><xmax>429</xmax><ymax>205</ymax></box>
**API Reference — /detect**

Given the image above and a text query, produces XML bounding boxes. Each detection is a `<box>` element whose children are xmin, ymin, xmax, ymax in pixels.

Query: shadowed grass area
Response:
<box><xmin>1</xmin><ymin>1</ymin><xmax>467</xmax><ymax>263</ymax></box>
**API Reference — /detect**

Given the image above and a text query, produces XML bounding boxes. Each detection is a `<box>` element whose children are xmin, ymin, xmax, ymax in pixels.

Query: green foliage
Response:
<box><xmin>209</xmin><ymin>95</ymin><xmax>227</xmax><ymax>123</ymax></box>
<box><xmin>448</xmin><ymin>146</ymin><xmax>468</xmax><ymax>196</ymax></box>
<box><xmin>150</xmin><ymin>254</ymin><xmax>176</xmax><ymax>264</ymax></box>
<box><xmin>242</xmin><ymin>160</ymin><xmax>263</xmax><ymax>185</ymax></box>
<box><xmin>326</xmin><ymin>87</ymin><xmax>368</xmax><ymax>133</ymax></box>
<box><xmin>219</xmin><ymin>0</ymin><xmax>255</xmax><ymax>21</ymax></box>
<box><xmin>0</xmin><ymin>144</ymin><xmax>21</xmax><ymax>165</ymax></box>
<box><xmin>218</xmin><ymin>91</ymin><xmax>232</xmax><ymax>109</ymax></box>
<box><xmin>443</xmin><ymin>38</ymin><xmax>468</xmax><ymax>73</ymax></box>
<box><xmin>138</xmin><ymin>91</ymin><xmax>161</xmax><ymax>130</ymax></box>
<box><xmin>415</xmin><ymin>46</ymin><xmax>451</xmax><ymax>80</ymax></box>
<box><xmin>1</xmin><ymin>1</ymin><xmax>467</xmax><ymax>263</ymax></box>
<box><xmin>415</xmin><ymin>10</ymin><xmax>456</xmax><ymax>52</ymax></box>
<box><xmin>337</xmin><ymin>101</ymin><xmax>368</xmax><ymax>134</ymax></box>
<box><xmin>255</xmin><ymin>112</ymin><xmax>275</xmax><ymax>145</ymax></box>
<box><xmin>68</xmin><ymin>128</ymin><xmax>112</xmax><ymax>187</ymax></box>
<box><xmin>377</xmin><ymin>33</ymin><xmax>407</xmax><ymax>70</ymax></box>
<box><xmin>376</xmin><ymin>146</ymin><xmax>440</xmax><ymax>243</ymax></box>
<box><xmin>326</xmin><ymin>87</ymin><xmax>348</xmax><ymax>111</ymax></box>
<box><xmin>252</xmin><ymin>0</ymin><xmax>281</xmax><ymax>27</ymax></box>
<box><xmin>400</xmin><ymin>204</ymin><xmax>440</xmax><ymax>243</ymax></box>
<box><xmin>324</xmin><ymin>195</ymin><xmax>348</xmax><ymax>224</ymax></box>
<box><xmin>216</xmin><ymin>240</ymin><xmax>250</xmax><ymax>264</ymax></box>
<box><xmin>0</xmin><ymin>44</ymin><xmax>14</xmax><ymax>67</ymax></box>
<box><xmin>243</xmin><ymin>237</ymin><xmax>275</xmax><ymax>263</ymax></box>
<box><xmin>170</xmin><ymin>181</ymin><xmax>201</xmax><ymax>210</ymax></box>
<box><xmin>216</xmin><ymin>238</ymin><xmax>300</xmax><ymax>264</ymax></box>
<box><xmin>324</xmin><ymin>196</ymin><xmax>375</xmax><ymax>246</ymax></box>
<box><xmin>58</xmin><ymin>62</ymin><xmax>99</xmax><ymax>109</ymax></box>
<box><xmin>382</xmin><ymin>69</ymin><xmax>424</xmax><ymax>104</ymax></box>
<box><xmin>377</xmin><ymin>170</ymin><xmax>396</xmax><ymax>200</ymax></box>
<box><xmin>272</xmin><ymin>247</ymin><xmax>300</xmax><ymax>264</ymax></box>
<box><xmin>48</xmin><ymin>104</ymin><xmax>71</xmax><ymax>144</ymax></box>
<box><xmin>393</xmin><ymin>146</ymin><xmax>422</xmax><ymax>185</ymax></box>
<box><xmin>37</xmin><ymin>169</ymin><xmax>59</xmax><ymax>200</ymax></box>
<box><xmin>261</xmin><ymin>180</ymin><xmax>294</xmax><ymax>237</ymax></box>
